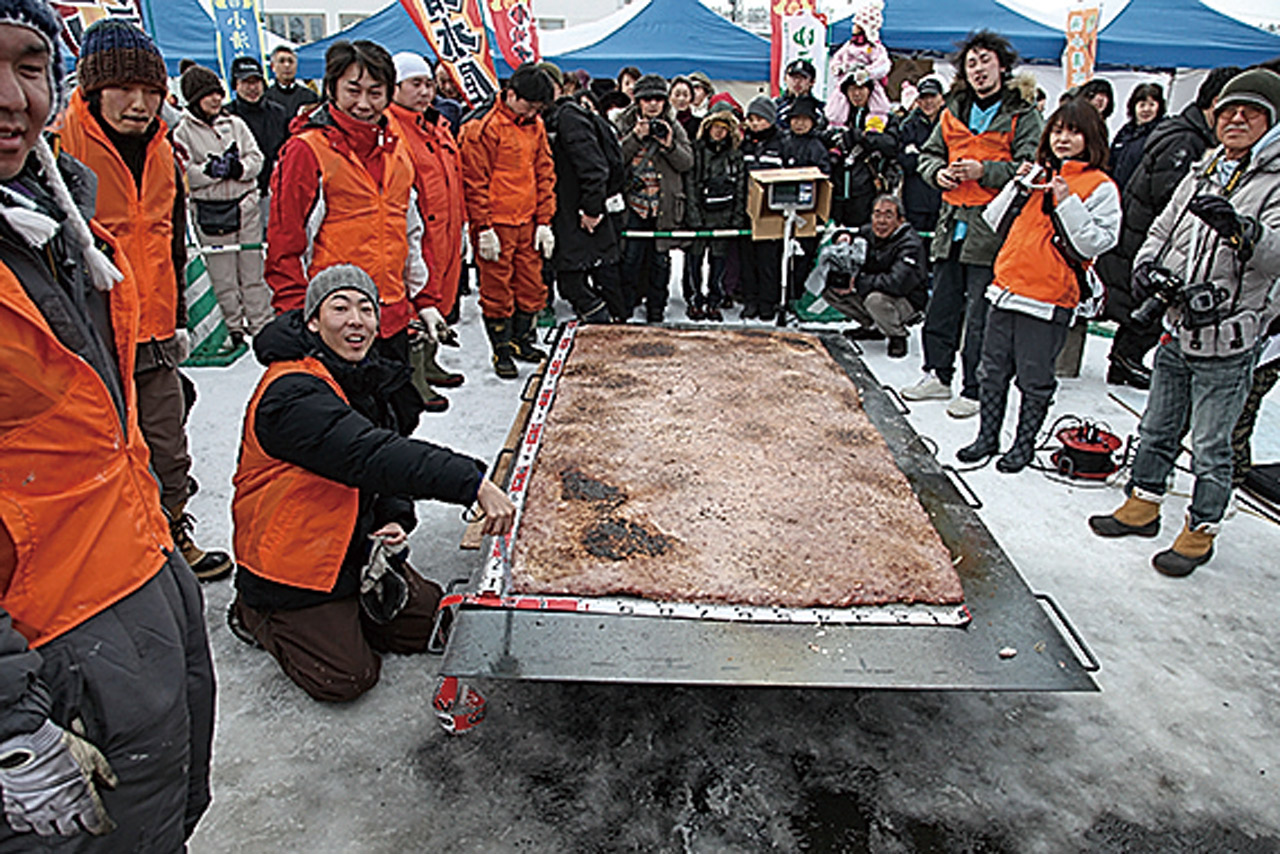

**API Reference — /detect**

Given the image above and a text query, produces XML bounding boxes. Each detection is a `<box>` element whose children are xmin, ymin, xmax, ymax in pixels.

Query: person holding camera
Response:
<box><xmin>1090</xmin><ymin>69</ymin><xmax>1280</xmax><ymax>577</ymax></box>
<box><xmin>228</xmin><ymin>266</ymin><xmax>514</xmax><ymax>702</ymax></box>
<box><xmin>616</xmin><ymin>74</ymin><xmax>693</xmax><ymax>323</ymax></box>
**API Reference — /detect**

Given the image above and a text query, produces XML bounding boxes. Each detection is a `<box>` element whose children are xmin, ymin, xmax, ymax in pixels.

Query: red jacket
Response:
<box><xmin>266</xmin><ymin>105</ymin><xmax>425</xmax><ymax>338</ymax></box>
<box><xmin>459</xmin><ymin>98</ymin><xmax>556</xmax><ymax>231</ymax></box>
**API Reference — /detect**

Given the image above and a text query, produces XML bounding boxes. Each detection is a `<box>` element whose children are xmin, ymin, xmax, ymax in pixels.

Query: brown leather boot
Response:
<box><xmin>1089</xmin><ymin>492</ymin><xmax>1161</xmax><ymax>538</ymax></box>
<box><xmin>169</xmin><ymin>502</ymin><xmax>233</xmax><ymax>582</ymax></box>
<box><xmin>1152</xmin><ymin>520</ymin><xmax>1216</xmax><ymax>577</ymax></box>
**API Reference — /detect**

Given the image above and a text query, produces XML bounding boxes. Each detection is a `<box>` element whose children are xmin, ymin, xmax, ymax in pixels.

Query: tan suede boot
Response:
<box><xmin>1152</xmin><ymin>520</ymin><xmax>1216</xmax><ymax>577</ymax></box>
<box><xmin>169</xmin><ymin>501</ymin><xmax>233</xmax><ymax>582</ymax></box>
<box><xmin>1088</xmin><ymin>492</ymin><xmax>1161</xmax><ymax>538</ymax></box>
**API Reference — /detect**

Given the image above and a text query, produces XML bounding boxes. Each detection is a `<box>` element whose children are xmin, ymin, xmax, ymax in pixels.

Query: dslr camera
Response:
<box><xmin>648</xmin><ymin>118</ymin><xmax>671</xmax><ymax>141</ymax></box>
<box><xmin>1131</xmin><ymin>266</ymin><xmax>1229</xmax><ymax>330</ymax></box>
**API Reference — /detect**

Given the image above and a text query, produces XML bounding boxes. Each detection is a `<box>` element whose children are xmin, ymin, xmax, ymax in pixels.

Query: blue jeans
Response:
<box><xmin>1129</xmin><ymin>340</ymin><xmax>1258</xmax><ymax>527</ymax></box>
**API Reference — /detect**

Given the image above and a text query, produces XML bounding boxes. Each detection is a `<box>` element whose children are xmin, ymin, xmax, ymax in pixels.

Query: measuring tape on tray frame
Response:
<box><xmin>475</xmin><ymin>320</ymin><xmax>971</xmax><ymax>629</ymax></box>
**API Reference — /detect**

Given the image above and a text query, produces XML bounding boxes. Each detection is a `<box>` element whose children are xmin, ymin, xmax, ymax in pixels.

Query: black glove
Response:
<box><xmin>203</xmin><ymin>153</ymin><xmax>230</xmax><ymax>179</ymax></box>
<box><xmin>1187</xmin><ymin>194</ymin><xmax>1243</xmax><ymax>240</ymax></box>
<box><xmin>1131</xmin><ymin>260</ymin><xmax>1165</xmax><ymax>301</ymax></box>
<box><xmin>225</xmin><ymin>159</ymin><xmax>244</xmax><ymax>181</ymax></box>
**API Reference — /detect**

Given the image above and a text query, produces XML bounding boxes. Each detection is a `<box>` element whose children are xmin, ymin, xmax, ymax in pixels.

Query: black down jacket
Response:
<box><xmin>855</xmin><ymin>222</ymin><xmax>929</xmax><ymax>311</ymax></box>
<box><xmin>235</xmin><ymin>310</ymin><xmax>486</xmax><ymax>611</ymax></box>
<box><xmin>548</xmin><ymin>96</ymin><xmax>621</xmax><ymax>272</ymax></box>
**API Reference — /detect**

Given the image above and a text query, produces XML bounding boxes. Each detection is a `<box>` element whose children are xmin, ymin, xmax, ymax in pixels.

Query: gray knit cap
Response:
<box><xmin>747</xmin><ymin>94</ymin><xmax>777</xmax><ymax>124</ymax></box>
<box><xmin>1214</xmin><ymin>68</ymin><xmax>1280</xmax><ymax>129</ymax></box>
<box><xmin>305</xmin><ymin>265</ymin><xmax>380</xmax><ymax>321</ymax></box>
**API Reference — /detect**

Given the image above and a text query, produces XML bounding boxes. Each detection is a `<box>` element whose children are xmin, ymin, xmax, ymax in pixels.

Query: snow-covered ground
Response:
<box><xmin>185</xmin><ymin>261</ymin><xmax>1280</xmax><ymax>853</ymax></box>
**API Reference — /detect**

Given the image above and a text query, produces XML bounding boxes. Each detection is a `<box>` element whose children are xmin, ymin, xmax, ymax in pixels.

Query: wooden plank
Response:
<box><xmin>459</xmin><ymin>386</ymin><xmax>538</xmax><ymax>550</ymax></box>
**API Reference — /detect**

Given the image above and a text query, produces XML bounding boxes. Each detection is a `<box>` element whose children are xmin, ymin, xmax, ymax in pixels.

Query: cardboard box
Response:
<box><xmin>747</xmin><ymin>167</ymin><xmax>832</xmax><ymax>241</ymax></box>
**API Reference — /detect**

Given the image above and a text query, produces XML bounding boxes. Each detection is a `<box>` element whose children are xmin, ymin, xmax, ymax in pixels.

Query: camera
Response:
<box><xmin>1131</xmin><ymin>266</ymin><xmax>1229</xmax><ymax>330</ymax></box>
<box><xmin>648</xmin><ymin>118</ymin><xmax>670</xmax><ymax>140</ymax></box>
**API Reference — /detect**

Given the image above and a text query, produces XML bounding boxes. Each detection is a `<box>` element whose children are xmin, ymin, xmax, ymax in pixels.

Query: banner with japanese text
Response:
<box><xmin>210</xmin><ymin>0</ymin><xmax>266</xmax><ymax>85</ymax></box>
<box><xmin>769</xmin><ymin>0</ymin><xmax>818</xmax><ymax>97</ymax></box>
<box><xmin>1062</xmin><ymin>5</ymin><xmax>1100</xmax><ymax>89</ymax></box>
<box><xmin>489</xmin><ymin>0</ymin><xmax>540</xmax><ymax>69</ymax></box>
<box><xmin>52</xmin><ymin>0</ymin><xmax>145</xmax><ymax>57</ymax></box>
<box><xmin>780</xmin><ymin>11</ymin><xmax>828</xmax><ymax>103</ymax></box>
<box><xmin>401</xmin><ymin>0</ymin><xmax>500</xmax><ymax>107</ymax></box>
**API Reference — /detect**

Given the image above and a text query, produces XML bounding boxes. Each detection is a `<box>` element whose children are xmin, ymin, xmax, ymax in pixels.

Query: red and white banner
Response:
<box><xmin>52</xmin><ymin>0</ymin><xmax>144</xmax><ymax>57</ymax></box>
<box><xmin>769</xmin><ymin>0</ymin><xmax>819</xmax><ymax>97</ymax></box>
<box><xmin>400</xmin><ymin>0</ymin><xmax>500</xmax><ymax>107</ymax></box>
<box><xmin>488</xmin><ymin>0</ymin><xmax>540</xmax><ymax>69</ymax></box>
<box><xmin>1063</xmin><ymin>5</ymin><xmax>1101</xmax><ymax>88</ymax></box>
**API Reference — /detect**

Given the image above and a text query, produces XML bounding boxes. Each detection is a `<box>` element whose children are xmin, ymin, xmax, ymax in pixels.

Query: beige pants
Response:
<box><xmin>195</xmin><ymin>192</ymin><xmax>272</xmax><ymax>336</ymax></box>
<box><xmin>825</xmin><ymin>288</ymin><xmax>921</xmax><ymax>338</ymax></box>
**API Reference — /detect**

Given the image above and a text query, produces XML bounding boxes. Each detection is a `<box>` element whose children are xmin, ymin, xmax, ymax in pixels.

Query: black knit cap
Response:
<box><xmin>180</xmin><ymin>65</ymin><xmax>223</xmax><ymax>106</ymax></box>
<box><xmin>76</xmin><ymin>18</ymin><xmax>168</xmax><ymax>94</ymax></box>
<box><xmin>632</xmin><ymin>73</ymin><xmax>669</xmax><ymax>101</ymax></box>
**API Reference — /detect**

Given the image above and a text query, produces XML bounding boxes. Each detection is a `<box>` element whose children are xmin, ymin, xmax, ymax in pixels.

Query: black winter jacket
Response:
<box><xmin>685</xmin><ymin>133</ymin><xmax>748</xmax><ymax>231</ymax></box>
<box><xmin>235</xmin><ymin>311</ymin><xmax>486</xmax><ymax>611</ymax></box>
<box><xmin>829</xmin><ymin>108</ymin><xmax>899</xmax><ymax>226</ymax></box>
<box><xmin>896</xmin><ymin>108</ymin><xmax>941</xmax><ymax>233</ymax></box>
<box><xmin>226</xmin><ymin>96</ymin><xmax>290</xmax><ymax>195</ymax></box>
<box><xmin>856</xmin><ymin>222</ymin><xmax>929</xmax><ymax>310</ymax></box>
<box><xmin>781</xmin><ymin>128</ymin><xmax>830</xmax><ymax>174</ymax></box>
<box><xmin>742</xmin><ymin>124</ymin><xmax>785</xmax><ymax>172</ymax></box>
<box><xmin>548</xmin><ymin>97</ymin><xmax>621</xmax><ymax>272</ymax></box>
<box><xmin>1107</xmin><ymin>117</ymin><xmax>1159</xmax><ymax>196</ymax></box>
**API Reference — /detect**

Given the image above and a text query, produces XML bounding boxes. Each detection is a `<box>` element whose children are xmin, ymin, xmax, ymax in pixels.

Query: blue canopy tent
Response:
<box><xmin>136</xmin><ymin>0</ymin><xmax>222</xmax><ymax>74</ymax></box>
<box><xmin>549</xmin><ymin>0</ymin><xmax>770</xmax><ymax>80</ymax></box>
<box><xmin>827</xmin><ymin>0</ymin><xmax>1065</xmax><ymax>61</ymax></box>
<box><xmin>1096</xmin><ymin>0</ymin><xmax>1280</xmax><ymax>69</ymax></box>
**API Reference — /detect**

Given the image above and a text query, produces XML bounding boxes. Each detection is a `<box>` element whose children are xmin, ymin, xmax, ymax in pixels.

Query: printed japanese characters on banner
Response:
<box><xmin>400</xmin><ymin>0</ymin><xmax>500</xmax><ymax>107</ymax></box>
<box><xmin>489</xmin><ymin>0</ymin><xmax>540</xmax><ymax>70</ymax></box>
<box><xmin>210</xmin><ymin>0</ymin><xmax>266</xmax><ymax>84</ymax></box>
<box><xmin>769</xmin><ymin>0</ymin><xmax>819</xmax><ymax>97</ymax></box>
<box><xmin>780</xmin><ymin>10</ymin><xmax>828</xmax><ymax>102</ymax></box>
<box><xmin>1063</xmin><ymin>5</ymin><xmax>1100</xmax><ymax>88</ymax></box>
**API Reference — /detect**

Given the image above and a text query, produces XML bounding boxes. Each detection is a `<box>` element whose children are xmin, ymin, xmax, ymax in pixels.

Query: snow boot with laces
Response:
<box><xmin>169</xmin><ymin>502</ymin><xmax>232</xmax><ymax>582</ymax></box>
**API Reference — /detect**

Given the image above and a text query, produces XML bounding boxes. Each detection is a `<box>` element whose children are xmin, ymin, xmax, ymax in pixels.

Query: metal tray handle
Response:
<box><xmin>941</xmin><ymin>464</ymin><xmax>983</xmax><ymax>510</ymax></box>
<box><xmin>1035</xmin><ymin>593</ymin><xmax>1100</xmax><ymax>673</ymax></box>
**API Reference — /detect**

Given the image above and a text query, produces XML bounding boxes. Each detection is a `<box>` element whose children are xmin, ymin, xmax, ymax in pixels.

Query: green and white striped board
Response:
<box><xmin>181</xmin><ymin>238</ymin><xmax>246</xmax><ymax>367</ymax></box>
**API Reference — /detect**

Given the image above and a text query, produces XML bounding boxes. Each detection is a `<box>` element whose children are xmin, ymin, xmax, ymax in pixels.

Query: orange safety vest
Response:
<box><xmin>297</xmin><ymin>128</ymin><xmax>415</xmax><ymax>335</ymax></box>
<box><xmin>938</xmin><ymin>108</ymin><xmax>1017</xmax><ymax>208</ymax></box>
<box><xmin>993</xmin><ymin>161</ymin><xmax>1113</xmax><ymax>309</ymax></box>
<box><xmin>60</xmin><ymin>89</ymin><xmax>179</xmax><ymax>343</ymax></box>
<box><xmin>232</xmin><ymin>358</ymin><xmax>360</xmax><ymax>592</ymax></box>
<box><xmin>0</xmin><ymin>241</ymin><xmax>172</xmax><ymax>647</ymax></box>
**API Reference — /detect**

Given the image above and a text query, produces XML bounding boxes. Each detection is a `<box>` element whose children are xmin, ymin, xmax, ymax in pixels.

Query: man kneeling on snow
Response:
<box><xmin>228</xmin><ymin>265</ymin><xmax>513</xmax><ymax>702</ymax></box>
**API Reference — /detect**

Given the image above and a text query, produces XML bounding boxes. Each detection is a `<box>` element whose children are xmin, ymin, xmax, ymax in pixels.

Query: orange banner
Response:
<box><xmin>489</xmin><ymin>0</ymin><xmax>540</xmax><ymax>69</ymax></box>
<box><xmin>1063</xmin><ymin>6</ymin><xmax>1100</xmax><ymax>88</ymax></box>
<box><xmin>401</xmin><ymin>0</ymin><xmax>499</xmax><ymax>107</ymax></box>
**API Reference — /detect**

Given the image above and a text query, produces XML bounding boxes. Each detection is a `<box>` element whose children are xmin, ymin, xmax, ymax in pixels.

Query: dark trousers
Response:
<box><xmin>1232</xmin><ymin>358</ymin><xmax>1280</xmax><ymax>487</ymax></box>
<box><xmin>1109</xmin><ymin>316</ymin><xmax>1164</xmax><ymax>368</ymax></box>
<box><xmin>558</xmin><ymin>265</ymin><xmax>627</xmax><ymax>320</ymax></box>
<box><xmin>684</xmin><ymin>241</ymin><xmax>727</xmax><ymax>310</ymax></box>
<box><xmin>622</xmin><ymin>212</ymin><xmax>672</xmax><ymax>320</ymax></box>
<box><xmin>235</xmin><ymin>568</ymin><xmax>443</xmax><ymax>704</ymax></box>
<box><xmin>372</xmin><ymin>329</ymin><xmax>423</xmax><ymax>436</ymax></box>
<box><xmin>979</xmin><ymin>305</ymin><xmax>1072</xmax><ymax>409</ymax></box>
<box><xmin>741</xmin><ymin>239</ymin><xmax>782</xmax><ymax>313</ymax></box>
<box><xmin>922</xmin><ymin>244</ymin><xmax>993</xmax><ymax>399</ymax></box>
<box><xmin>135</xmin><ymin>339</ymin><xmax>191</xmax><ymax>514</ymax></box>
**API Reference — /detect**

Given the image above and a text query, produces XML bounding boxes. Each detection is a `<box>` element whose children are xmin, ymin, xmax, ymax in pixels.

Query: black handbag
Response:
<box><xmin>194</xmin><ymin>197</ymin><xmax>242</xmax><ymax>236</ymax></box>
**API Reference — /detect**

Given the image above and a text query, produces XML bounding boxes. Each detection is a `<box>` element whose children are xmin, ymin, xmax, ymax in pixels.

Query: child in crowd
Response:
<box><xmin>685</xmin><ymin>109</ymin><xmax>748</xmax><ymax>320</ymax></box>
<box><xmin>957</xmin><ymin>99</ymin><xmax>1120</xmax><ymax>473</ymax></box>
<box><xmin>739</xmin><ymin>95</ymin><xmax>786</xmax><ymax>320</ymax></box>
<box><xmin>780</xmin><ymin>95</ymin><xmax>831</xmax><ymax>304</ymax></box>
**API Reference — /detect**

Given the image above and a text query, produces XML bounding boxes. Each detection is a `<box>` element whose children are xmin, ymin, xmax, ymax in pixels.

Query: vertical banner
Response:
<box><xmin>52</xmin><ymin>1</ymin><xmax>145</xmax><ymax>57</ymax></box>
<box><xmin>770</xmin><ymin>0</ymin><xmax>818</xmax><ymax>97</ymax></box>
<box><xmin>780</xmin><ymin>10</ymin><xmax>829</xmax><ymax>103</ymax></box>
<box><xmin>210</xmin><ymin>0</ymin><xmax>267</xmax><ymax>85</ymax></box>
<box><xmin>401</xmin><ymin>0</ymin><xmax>500</xmax><ymax>108</ymax></box>
<box><xmin>1063</xmin><ymin>5</ymin><xmax>1101</xmax><ymax>88</ymax></box>
<box><xmin>489</xmin><ymin>0</ymin><xmax>540</xmax><ymax>69</ymax></box>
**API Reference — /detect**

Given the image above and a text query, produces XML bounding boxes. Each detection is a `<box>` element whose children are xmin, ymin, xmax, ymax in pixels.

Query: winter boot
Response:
<box><xmin>484</xmin><ymin>316</ymin><xmax>519</xmax><ymax>379</ymax></box>
<box><xmin>887</xmin><ymin>336</ymin><xmax>908</xmax><ymax>358</ymax></box>
<box><xmin>580</xmin><ymin>300</ymin><xmax>612</xmax><ymax>325</ymax></box>
<box><xmin>956</xmin><ymin>386</ymin><xmax>1007</xmax><ymax>463</ymax></box>
<box><xmin>995</xmin><ymin>396</ymin><xmax>1050</xmax><ymax>473</ymax></box>
<box><xmin>1152</xmin><ymin>518</ymin><xmax>1216</xmax><ymax>576</ymax></box>
<box><xmin>1089</xmin><ymin>489</ymin><xmax>1162</xmax><ymax>538</ymax></box>
<box><xmin>511</xmin><ymin>311</ymin><xmax>548</xmax><ymax>363</ymax></box>
<box><xmin>169</xmin><ymin>503</ymin><xmax>232</xmax><ymax>582</ymax></box>
<box><xmin>422</xmin><ymin>339</ymin><xmax>464</xmax><ymax>387</ymax></box>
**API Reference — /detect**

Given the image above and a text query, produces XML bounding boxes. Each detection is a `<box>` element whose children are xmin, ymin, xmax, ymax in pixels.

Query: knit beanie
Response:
<box><xmin>852</xmin><ymin>0</ymin><xmax>884</xmax><ymax>44</ymax></box>
<box><xmin>180</xmin><ymin>65</ymin><xmax>223</xmax><ymax>106</ymax></box>
<box><xmin>77</xmin><ymin>18</ymin><xmax>168</xmax><ymax>95</ymax></box>
<box><xmin>0</xmin><ymin>0</ymin><xmax>66</xmax><ymax>121</ymax></box>
<box><xmin>632</xmin><ymin>73</ymin><xmax>669</xmax><ymax>101</ymax></box>
<box><xmin>305</xmin><ymin>265</ymin><xmax>381</xmax><ymax>321</ymax></box>
<box><xmin>708</xmin><ymin>91</ymin><xmax>742</xmax><ymax>117</ymax></box>
<box><xmin>393</xmin><ymin>51</ymin><xmax>432</xmax><ymax>85</ymax></box>
<box><xmin>747</xmin><ymin>94</ymin><xmax>777</xmax><ymax>124</ymax></box>
<box><xmin>1215</xmin><ymin>68</ymin><xmax>1280</xmax><ymax>129</ymax></box>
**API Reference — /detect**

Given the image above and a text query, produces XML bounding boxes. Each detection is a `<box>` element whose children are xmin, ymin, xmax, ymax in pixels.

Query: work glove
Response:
<box><xmin>476</xmin><ymin>228</ymin><xmax>501</xmax><ymax>262</ymax></box>
<box><xmin>174</xmin><ymin>328</ymin><xmax>191</xmax><ymax>363</ymax></box>
<box><xmin>0</xmin><ymin>720</ymin><xmax>117</xmax><ymax>837</ymax></box>
<box><xmin>535</xmin><ymin>224</ymin><xmax>555</xmax><ymax>260</ymax></box>
<box><xmin>1187</xmin><ymin>194</ymin><xmax>1262</xmax><ymax>259</ymax></box>
<box><xmin>417</xmin><ymin>306</ymin><xmax>449</xmax><ymax>344</ymax></box>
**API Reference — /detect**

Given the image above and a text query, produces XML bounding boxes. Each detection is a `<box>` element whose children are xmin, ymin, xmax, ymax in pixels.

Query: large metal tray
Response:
<box><xmin>439</xmin><ymin>326</ymin><xmax>1099</xmax><ymax>692</ymax></box>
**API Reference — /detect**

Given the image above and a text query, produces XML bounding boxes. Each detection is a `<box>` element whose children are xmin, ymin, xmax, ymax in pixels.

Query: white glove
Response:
<box><xmin>173</xmin><ymin>328</ymin><xmax>191</xmax><ymax>363</ymax></box>
<box><xmin>535</xmin><ymin>224</ymin><xmax>555</xmax><ymax>260</ymax></box>
<box><xmin>605</xmin><ymin>193</ymin><xmax>626</xmax><ymax>214</ymax></box>
<box><xmin>417</xmin><ymin>307</ymin><xmax>449</xmax><ymax>344</ymax></box>
<box><xmin>0</xmin><ymin>720</ymin><xmax>117</xmax><ymax>837</ymax></box>
<box><xmin>477</xmin><ymin>228</ymin><xmax>501</xmax><ymax>262</ymax></box>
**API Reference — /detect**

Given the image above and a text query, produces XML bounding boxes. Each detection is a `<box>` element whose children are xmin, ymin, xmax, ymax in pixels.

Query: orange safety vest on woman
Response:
<box><xmin>993</xmin><ymin>161</ymin><xmax>1113</xmax><ymax>309</ymax></box>
<box><xmin>0</xmin><ymin>240</ymin><xmax>172</xmax><ymax>647</ymax></box>
<box><xmin>297</xmin><ymin>128</ymin><xmax>417</xmax><ymax>337</ymax></box>
<box><xmin>232</xmin><ymin>358</ymin><xmax>360</xmax><ymax>592</ymax></box>
<box><xmin>60</xmin><ymin>89</ymin><xmax>179</xmax><ymax>343</ymax></box>
<box><xmin>386</xmin><ymin>102</ymin><xmax>465</xmax><ymax>316</ymax></box>
<box><xmin>938</xmin><ymin>109</ymin><xmax>1017</xmax><ymax>208</ymax></box>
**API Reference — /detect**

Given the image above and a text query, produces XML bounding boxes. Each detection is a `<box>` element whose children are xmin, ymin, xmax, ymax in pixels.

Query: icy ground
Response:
<box><xmin>186</xmin><ymin>263</ymin><xmax>1280</xmax><ymax>854</ymax></box>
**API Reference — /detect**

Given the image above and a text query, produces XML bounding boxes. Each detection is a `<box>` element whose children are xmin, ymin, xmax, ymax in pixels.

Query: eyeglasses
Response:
<box><xmin>1219</xmin><ymin>104</ymin><xmax>1265</xmax><ymax>122</ymax></box>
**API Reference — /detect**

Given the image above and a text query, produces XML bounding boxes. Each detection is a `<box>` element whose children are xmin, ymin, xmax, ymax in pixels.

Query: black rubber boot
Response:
<box><xmin>511</xmin><ymin>311</ymin><xmax>548</xmax><ymax>363</ymax></box>
<box><xmin>483</xmin><ymin>316</ymin><xmax>518</xmax><ymax>379</ymax></box>
<box><xmin>956</xmin><ymin>386</ymin><xmax>1007</xmax><ymax>463</ymax></box>
<box><xmin>996</xmin><ymin>396</ymin><xmax>1051</xmax><ymax>473</ymax></box>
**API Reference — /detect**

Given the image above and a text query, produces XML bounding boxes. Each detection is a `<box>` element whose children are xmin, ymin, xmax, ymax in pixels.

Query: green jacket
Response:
<box><xmin>918</xmin><ymin>87</ymin><xmax>1042</xmax><ymax>265</ymax></box>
